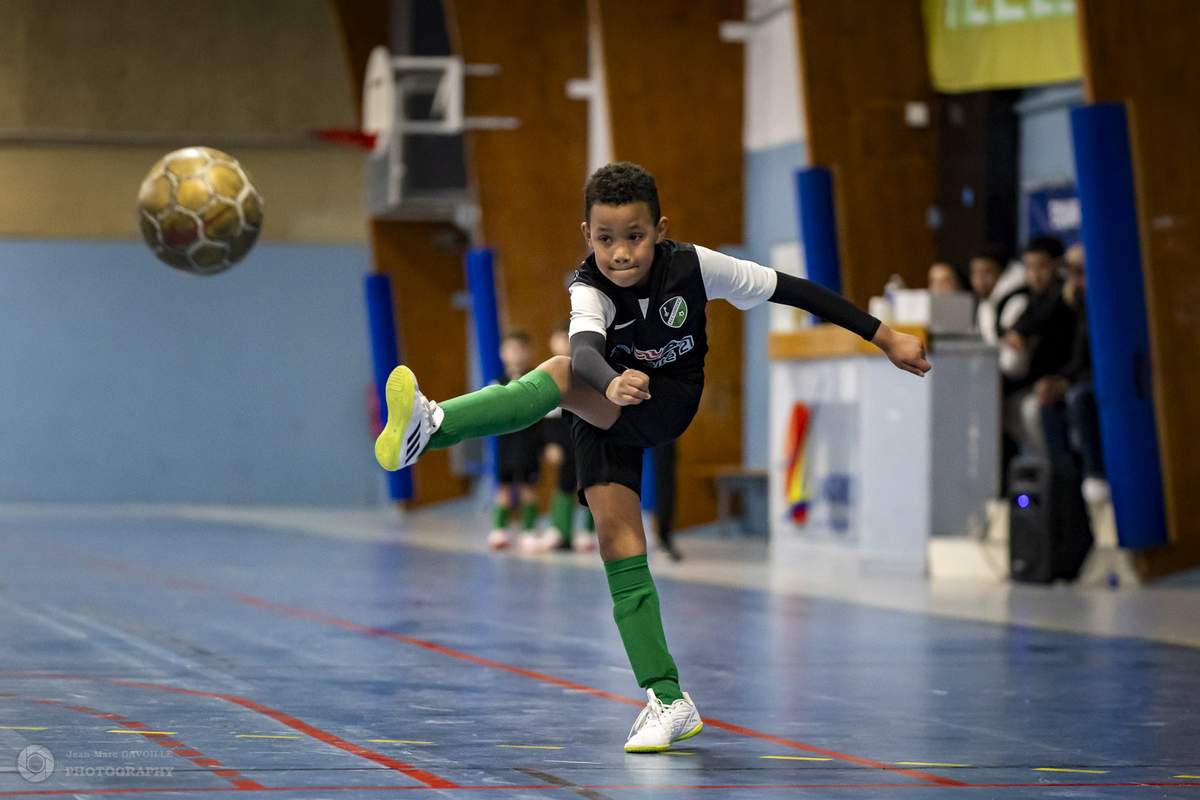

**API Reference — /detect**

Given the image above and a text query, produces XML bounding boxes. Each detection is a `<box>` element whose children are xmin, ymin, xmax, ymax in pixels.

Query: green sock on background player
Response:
<box><xmin>605</xmin><ymin>554</ymin><xmax>682</xmax><ymax>704</ymax></box>
<box><xmin>551</xmin><ymin>491</ymin><xmax>575</xmax><ymax>541</ymax></box>
<box><xmin>493</xmin><ymin>504</ymin><xmax>511</xmax><ymax>530</ymax></box>
<box><xmin>426</xmin><ymin>369</ymin><xmax>560</xmax><ymax>451</ymax></box>
<box><xmin>521</xmin><ymin>501</ymin><xmax>539</xmax><ymax>531</ymax></box>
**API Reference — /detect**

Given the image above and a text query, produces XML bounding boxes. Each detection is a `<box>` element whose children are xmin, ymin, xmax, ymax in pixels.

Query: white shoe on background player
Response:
<box><xmin>487</xmin><ymin>529</ymin><xmax>511</xmax><ymax>550</ymax></box>
<box><xmin>518</xmin><ymin>531</ymin><xmax>544</xmax><ymax>554</ymax></box>
<box><xmin>374</xmin><ymin>366</ymin><xmax>443</xmax><ymax>472</ymax></box>
<box><xmin>572</xmin><ymin>532</ymin><xmax>597</xmax><ymax>553</ymax></box>
<box><xmin>537</xmin><ymin>528</ymin><xmax>566</xmax><ymax>551</ymax></box>
<box><xmin>623</xmin><ymin>689</ymin><xmax>703</xmax><ymax>753</ymax></box>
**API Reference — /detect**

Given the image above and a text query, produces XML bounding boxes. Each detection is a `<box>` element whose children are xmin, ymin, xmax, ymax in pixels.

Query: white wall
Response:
<box><xmin>741</xmin><ymin>0</ymin><xmax>808</xmax><ymax>471</ymax></box>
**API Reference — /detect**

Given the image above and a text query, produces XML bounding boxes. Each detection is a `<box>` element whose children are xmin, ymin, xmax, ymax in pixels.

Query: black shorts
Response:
<box><xmin>496</xmin><ymin>425</ymin><xmax>542</xmax><ymax>486</ymax></box>
<box><xmin>497</xmin><ymin>464</ymin><xmax>540</xmax><ymax>486</ymax></box>
<box><xmin>569</xmin><ymin>373</ymin><xmax>702</xmax><ymax>504</ymax></box>
<box><xmin>556</xmin><ymin>438</ymin><xmax>578</xmax><ymax>494</ymax></box>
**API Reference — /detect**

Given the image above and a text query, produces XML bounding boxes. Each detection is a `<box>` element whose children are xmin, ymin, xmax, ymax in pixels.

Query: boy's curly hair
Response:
<box><xmin>584</xmin><ymin>162</ymin><xmax>661</xmax><ymax>223</ymax></box>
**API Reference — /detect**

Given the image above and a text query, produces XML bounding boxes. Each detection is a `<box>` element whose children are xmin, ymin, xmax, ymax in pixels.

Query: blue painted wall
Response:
<box><xmin>742</xmin><ymin>140</ymin><xmax>808</xmax><ymax>470</ymax></box>
<box><xmin>0</xmin><ymin>240</ymin><xmax>379</xmax><ymax>505</ymax></box>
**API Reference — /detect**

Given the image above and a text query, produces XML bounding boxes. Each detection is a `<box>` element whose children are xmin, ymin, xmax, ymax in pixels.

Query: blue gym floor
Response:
<box><xmin>2</xmin><ymin>509</ymin><xmax>1198</xmax><ymax>799</ymax></box>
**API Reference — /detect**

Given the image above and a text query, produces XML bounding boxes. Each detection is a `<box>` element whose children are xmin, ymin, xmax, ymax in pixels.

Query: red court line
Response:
<box><xmin>0</xmin><ymin>694</ymin><xmax>263</xmax><ymax>791</ymax></box>
<box><xmin>0</xmin><ymin>780</ymin><xmax>1198</xmax><ymax>797</ymax></box>
<box><xmin>0</xmin><ymin>673</ymin><xmax>457</xmax><ymax>791</ymax></box>
<box><xmin>67</xmin><ymin>553</ymin><xmax>965</xmax><ymax>788</ymax></box>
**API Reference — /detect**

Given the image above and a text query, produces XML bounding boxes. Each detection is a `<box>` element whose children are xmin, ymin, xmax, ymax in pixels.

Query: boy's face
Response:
<box><xmin>1023</xmin><ymin>250</ymin><xmax>1058</xmax><ymax>294</ymax></box>
<box><xmin>968</xmin><ymin>257</ymin><xmax>1000</xmax><ymax>299</ymax></box>
<box><xmin>581</xmin><ymin>202</ymin><xmax>668</xmax><ymax>289</ymax></box>
<box><xmin>499</xmin><ymin>338</ymin><xmax>531</xmax><ymax>375</ymax></box>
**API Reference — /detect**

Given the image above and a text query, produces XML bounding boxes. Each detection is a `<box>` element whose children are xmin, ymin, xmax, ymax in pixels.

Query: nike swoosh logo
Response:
<box><xmin>614</xmin><ymin>319</ymin><xmax>635</xmax><ymax>330</ymax></box>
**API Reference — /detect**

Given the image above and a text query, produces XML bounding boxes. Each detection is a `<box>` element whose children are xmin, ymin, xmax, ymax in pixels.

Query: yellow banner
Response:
<box><xmin>924</xmin><ymin>0</ymin><xmax>1081</xmax><ymax>92</ymax></box>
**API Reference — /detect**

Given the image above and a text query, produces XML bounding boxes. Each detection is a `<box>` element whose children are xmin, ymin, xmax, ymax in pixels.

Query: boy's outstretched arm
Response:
<box><xmin>693</xmin><ymin>245</ymin><xmax>930</xmax><ymax>377</ymax></box>
<box><xmin>769</xmin><ymin>272</ymin><xmax>931</xmax><ymax>377</ymax></box>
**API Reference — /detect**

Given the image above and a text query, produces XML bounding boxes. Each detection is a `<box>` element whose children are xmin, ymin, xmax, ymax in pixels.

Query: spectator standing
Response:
<box><xmin>1035</xmin><ymin>244</ymin><xmax>1109</xmax><ymax>503</ymax></box>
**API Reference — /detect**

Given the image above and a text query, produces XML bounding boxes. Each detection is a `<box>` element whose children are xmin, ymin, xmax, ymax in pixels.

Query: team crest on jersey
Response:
<box><xmin>659</xmin><ymin>296</ymin><xmax>688</xmax><ymax>328</ymax></box>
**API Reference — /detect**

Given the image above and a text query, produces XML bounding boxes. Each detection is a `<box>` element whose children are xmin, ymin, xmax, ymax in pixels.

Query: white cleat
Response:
<box><xmin>374</xmin><ymin>366</ymin><xmax>443</xmax><ymax>471</ymax></box>
<box><xmin>487</xmin><ymin>529</ymin><xmax>511</xmax><ymax>550</ymax></box>
<box><xmin>624</xmin><ymin>689</ymin><xmax>703</xmax><ymax>753</ymax></box>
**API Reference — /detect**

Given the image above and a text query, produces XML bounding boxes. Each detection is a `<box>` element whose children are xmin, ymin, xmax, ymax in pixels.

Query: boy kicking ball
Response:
<box><xmin>375</xmin><ymin>162</ymin><xmax>930</xmax><ymax>752</ymax></box>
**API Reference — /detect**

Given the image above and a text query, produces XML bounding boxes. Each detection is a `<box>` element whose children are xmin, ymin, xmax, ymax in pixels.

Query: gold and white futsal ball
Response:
<box><xmin>136</xmin><ymin>147</ymin><xmax>263</xmax><ymax>275</ymax></box>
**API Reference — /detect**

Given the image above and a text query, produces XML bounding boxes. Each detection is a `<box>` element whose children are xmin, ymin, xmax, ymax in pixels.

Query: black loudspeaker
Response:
<box><xmin>1008</xmin><ymin>456</ymin><xmax>1094</xmax><ymax>583</ymax></box>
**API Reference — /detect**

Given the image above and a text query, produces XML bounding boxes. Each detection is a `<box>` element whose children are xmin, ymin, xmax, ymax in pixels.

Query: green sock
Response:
<box><xmin>605</xmin><ymin>554</ymin><xmax>682</xmax><ymax>704</ymax></box>
<box><xmin>551</xmin><ymin>491</ymin><xmax>574</xmax><ymax>539</ymax></box>
<box><xmin>426</xmin><ymin>369</ymin><xmax>561</xmax><ymax>451</ymax></box>
<box><xmin>494</xmin><ymin>504</ymin><xmax>511</xmax><ymax>529</ymax></box>
<box><xmin>521</xmin><ymin>502</ymin><xmax>539</xmax><ymax>531</ymax></box>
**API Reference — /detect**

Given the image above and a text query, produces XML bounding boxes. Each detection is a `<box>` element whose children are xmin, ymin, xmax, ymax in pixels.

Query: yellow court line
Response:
<box><xmin>1175</xmin><ymin>775</ymin><xmax>1200</xmax><ymax>780</ymax></box>
<box><xmin>1034</xmin><ymin>767</ymin><xmax>1109</xmax><ymax>774</ymax></box>
<box><xmin>496</xmin><ymin>745</ymin><xmax>563</xmax><ymax>750</ymax></box>
<box><xmin>234</xmin><ymin>734</ymin><xmax>301</xmax><ymax>740</ymax></box>
<box><xmin>367</xmin><ymin>739</ymin><xmax>434</xmax><ymax>745</ymax></box>
<box><xmin>107</xmin><ymin>730</ymin><xmax>176</xmax><ymax>736</ymax></box>
<box><xmin>663</xmin><ymin>751</ymin><xmax>696</xmax><ymax>756</ymax></box>
<box><xmin>0</xmin><ymin>726</ymin><xmax>49</xmax><ymax>731</ymax></box>
<box><xmin>760</xmin><ymin>756</ymin><xmax>833</xmax><ymax>762</ymax></box>
<box><xmin>896</xmin><ymin>761</ymin><xmax>972</xmax><ymax>768</ymax></box>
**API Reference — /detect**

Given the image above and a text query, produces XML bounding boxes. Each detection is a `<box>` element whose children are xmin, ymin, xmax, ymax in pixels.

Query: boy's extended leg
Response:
<box><xmin>375</xmin><ymin>356</ymin><xmax>615</xmax><ymax>472</ymax></box>
<box><xmin>587</xmin><ymin>482</ymin><xmax>702</xmax><ymax>752</ymax></box>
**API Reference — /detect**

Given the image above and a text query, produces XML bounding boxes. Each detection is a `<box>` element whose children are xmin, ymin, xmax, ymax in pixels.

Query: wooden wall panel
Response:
<box><xmin>598</xmin><ymin>0</ymin><xmax>745</xmax><ymax>528</ymax></box>
<box><xmin>794</xmin><ymin>0</ymin><xmax>939</xmax><ymax>307</ymax></box>
<box><xmin>0</xmin><ymin>0</ymin><xmax>355</xmax><ymax>135</ymax></box>
<box><xmin>1077</xmin><ymin>0</ymin><xmax>1200</xmax><ymax>577</ymax></box>
<box><xmin>327</xmin><ymin>0</ymin><xmax>390</xmax><ymax>118</ymax></box>
<box><xmin>445</xmin><ymin>0</ymin><xmax>589</xmax><ymax>354</ymax></box>
<box><xmin>371</xmin><ymin>220</ymin><xmax>472</xmax><ymax>505</ymax></box>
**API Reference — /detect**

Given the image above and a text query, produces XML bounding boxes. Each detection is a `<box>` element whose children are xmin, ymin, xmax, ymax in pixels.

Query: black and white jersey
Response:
<box><xmin>568</xmin><ymin>240</ymin><xmax>777</xmax><ymax>382</ymax></box>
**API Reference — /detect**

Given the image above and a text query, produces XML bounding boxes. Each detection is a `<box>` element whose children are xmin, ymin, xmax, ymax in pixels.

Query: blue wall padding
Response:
<box><xmin>641</xmin><ymin>448</ymin><xmax>656</xmax><ymax>511</ymax></box>
<box><xmin>466</xmin><ymin>247</ymin><xmax>503</xmax><ymax>476</ymax></box>
<box><xmin>1069</xmin><ymin>103</ymin><xmax>1167</xmax><ymax>549</ymax></box>
<box><xmin>466</xmin><ymin>248</ymin><xmax>504</xmax><ymax>386</ymax></box>
<box><xmin>364</xmin><ymin>273</ymin><xmax>413</xmax><ymax>501</ymax></box>
<box><xmin>794</xmin><ymin>167</ymin><xmax>842</xmax><ymax>294</ymax></box>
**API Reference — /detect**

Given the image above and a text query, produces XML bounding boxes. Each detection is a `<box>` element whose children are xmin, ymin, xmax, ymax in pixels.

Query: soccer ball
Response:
<box><xmin>136</xmin><ymin>147</ymin><xmax>263</xmax><ymax>275</ymax></box>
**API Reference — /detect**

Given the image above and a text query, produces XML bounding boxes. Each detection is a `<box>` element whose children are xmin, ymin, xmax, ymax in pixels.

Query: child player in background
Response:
<box><xmin>540</xmin><ymin>322</ymin><xmax>597</xmax><ymax>553</ymax></box>
<box><xmin>488</xmin><ymin>331</ymin><xmax>546</xmax><ymax>553</ymax></box>
<box><xmin>375</xmin><ymin>162</ymin><xmax>930</xmax><ymax>752</ymax></box>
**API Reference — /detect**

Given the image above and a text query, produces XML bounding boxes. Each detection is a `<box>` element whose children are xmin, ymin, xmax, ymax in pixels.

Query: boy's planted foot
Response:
<box><xmin>374</xmin><ymin>366</ymin><xmax>443</xmax><ymax>471</ymax></box>
<box><xmin>624</xmin><ymin>689</ymin><xmax>703</xmax><ymax>753</ymax></box>
<box><xmin>487</xmin><ymin>529</ymin><xmax>511</xmax><ymax>550</ymax></box>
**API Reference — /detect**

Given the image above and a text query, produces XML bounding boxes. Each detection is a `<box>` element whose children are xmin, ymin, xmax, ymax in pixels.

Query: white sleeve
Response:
<box><xmin>695</xmin><ymin>244</ymin><xmax>779</xmax><ymax>310</ymax></box>
<box><xmin>568</xmin><ymin>283</ymin><xmax>616</xmax><ymax>337</ymax></box>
